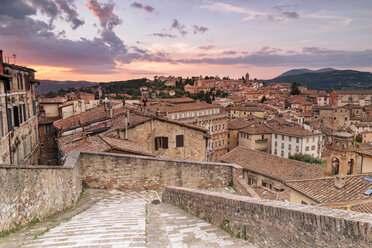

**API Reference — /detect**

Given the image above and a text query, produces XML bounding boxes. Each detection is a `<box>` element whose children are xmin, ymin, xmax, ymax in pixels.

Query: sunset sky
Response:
<box><xmin>0</xmin><ymin>0</ymin><xmax>371</xmax><ymax>81</ymax></box>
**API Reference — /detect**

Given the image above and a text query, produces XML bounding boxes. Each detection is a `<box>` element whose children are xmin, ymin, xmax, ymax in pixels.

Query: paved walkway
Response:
<box><xmin>2</xmin><ymin>189</ymin><xmax>255</xmax><ymax>248</ymax></box>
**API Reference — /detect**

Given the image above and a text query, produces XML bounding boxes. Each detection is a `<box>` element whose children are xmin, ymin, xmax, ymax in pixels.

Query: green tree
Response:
<box><xmin>290</xmin><ymin>82</ymin><xmax>301</xmax><ymax>95</ymax></box>
<box><xmin>356</xmin><ymin>135</ymin><xmax>363</xmax><ymax>143</ymax></box>
<box><xmin>260</xmin><ymin>95</ymin><xmax>267</xmax><ymax>103</ymax></box>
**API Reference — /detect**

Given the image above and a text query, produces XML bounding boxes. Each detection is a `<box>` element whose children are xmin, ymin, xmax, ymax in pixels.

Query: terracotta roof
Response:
<box><xmin>221</xmin><ymin>147</ymin><xmax>325</xmax><ymax>182</ymax></box>
<box><xmin>240</xmin><ymin>125</ymin><xmax>272</xmax><ymax>135</ymax></box>
<box><xmin>267</xmin><ymin>123</ymin><xmax>318</xmax><ymax>137</ymax></box>
<box><xmin>146</xmin><ymin>101</ymin><xmax>220</xmax><ymax>114</ymax></box>
<box><xmin>230</xmin><ymin>106</ymin><xmax>266</xmax><ymax>112</ymax></box>
<box><xmin>351</xmin><ymin>201</ymin><xmax>372</xmax><ymax>214</ymax></box>
<box><xmin>161</xmin><ymin>97</ymin><xmax>195</xmax><ymax>104</ymax></box>
<box><xmin>38</xmin><ymin>116</ymin><xmax>60</xmax><ymax>125</ymax></box>
<box><xmin>285</xmin><ymin>174</ymin><xmax>372</xmax><ymax>204</ymax></box>
<box><xmin>335</xmin><ymin>90</ymin><xmax>372</xmax><ymax>95</ymax></box>
<box><xmin>39</xmin><ymin>97</ymin><xmax>66</xmax><ymax>104</ymax></box>
<box><xmin>228</xmin><ymin>117</ymin><xmax>263</xmax><ymax>130</ymax></box>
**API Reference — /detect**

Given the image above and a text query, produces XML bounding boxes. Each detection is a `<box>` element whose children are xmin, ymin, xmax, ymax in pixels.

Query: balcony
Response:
<box><xmin>255</xmin><ymin>138</ymin><xmax>268</xmax><ymax>143</ymax></box>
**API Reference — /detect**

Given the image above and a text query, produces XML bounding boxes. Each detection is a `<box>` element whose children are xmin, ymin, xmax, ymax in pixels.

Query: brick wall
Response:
<box><xmin>0</xmin><ymin>151</ymin><xmax>82</xmax><ymax>232</ymax></box>
<box><xmin>163</xmin><ymin>187</ymin><xmax>372</xmax><ymax>248</ymax></box>
<box><xmin>79</xmin><ymin>151</ymin><xmax>242</xmax><ymax>190</ymax></box>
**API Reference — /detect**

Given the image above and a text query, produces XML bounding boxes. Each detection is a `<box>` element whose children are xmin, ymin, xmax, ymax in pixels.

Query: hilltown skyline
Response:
<box><xmin>0</xmin><ymin>0</ymin><xmax>371</xmax><ymax>81</ymax></box>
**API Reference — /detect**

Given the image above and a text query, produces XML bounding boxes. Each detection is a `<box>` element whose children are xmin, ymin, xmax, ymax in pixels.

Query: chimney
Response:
<box><xmin>334</xmin><ymin>174</ymin><xmax>346</xmax><ymax>190</ymax></box>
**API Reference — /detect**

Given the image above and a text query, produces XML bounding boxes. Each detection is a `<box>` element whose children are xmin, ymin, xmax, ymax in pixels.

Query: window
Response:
<box><xmin>281</xmin><ymin>135</ymin><xmax>284</xmax><ymax>141</ymax></box>
<box><xmin>223</xmin><ymin>123</ymin><xmax>225</xmax><ymax>130</ymax></box>
<box><xmin>44</xmin><ymin>125</ymin><xmax>51</xmax><ymax>134</ymax></box>
<box><xmin>345</xmin><ymin>117</ymin><xmax>348</xmax><ymax>121</ymax></box>
<box><xmin>281</xmin><ymin>151</ymin><xmax>284</xmax><ymax>156</ymax></box>
<box><xmin>289</xmin><ymin>136</ymin><xmax>292</xmax><ymax>142</ymax></box>
<box><xmin>275</xmin><ymin>134</ymin><xmax>277</xmax><ymax>139</ymax></box>
<box><xmin>13</xmin><ymin>106</ymin><xmax>19</xmax><ymax>127</ymax></box>
<box><xmin>248</xmin><ymin>177</ymin><xmax>257</xmax><ymax>186</ymax></box>
<box><xmin>301</xmin><ymin>201</ymin><xmax>308</xmax><ymax>205</ymax></box>
<box><xmin>275</xmin><ymin>141</ymin><xmax>277</xmax><ymax>147</ymax></box>
<box><xmin>296</xmin><ymin>146</ymin><xmax>299</xmax><ymax>152</ymax></box>
<box><xmin>219</xmin><ymin>140</ymin><xmax>221</xmax><ymax>147</ymax></box>
<box><xmin>176</xmin><ymin>135</ymin><xmax>184</xmax><ymax>147</ymax></box>
<box><xmin>22</xmin><ymin>104</ymin><xmax>26</xmax><ymax>122</ymax></box>
<box><xmin>274</xmin><ymin>149</ymin><xmax>277</xmax><ymax>155</ymax></box>
<box><xmin>305</xmin><ymin>146</ymin><xmax>309</xmax><ymax>151</ymax></box>
<box><xmin>23</xmin><ymin>140</ymin><xmax>27</xmax><ymax>159</ymax></box>
<box><xmin>261</xmin><ymin>134</ymin><xmax>265</xmax><ymax>140</ymax></box>
<box><xmin>32</xmin><ymin>100</ymin><xmax>36</xmax><ymax>116</ymax></box>
<box><xmin>155</xmin><ymin>137</ymin><xmax>168</xmax><ymax>150</ymax></box>
<box><xmin>34</xmin><ymin>127</ymin><xmax>37</xmax><ymax>143</ymax></box>
<box><xmin>219</xmin><ymin>124</ymin><xmax>221</xmax><ymax>131</ymax></box>
<box><xmin>281</xmin><ymin>143</ymin><xmax>284</xmax><ymax>148</ymax></box>
<box><xmin>222</xmin><ymin>139</ymin><xmax>225</xmax><ymax>146</ymax></box>
<box><xmin>311</xmin><ymin>145</ymin><xmax>315</xmax><ymax>150</ymax></box>
<box><xmin>288</xmin><ymin>144</ymin><xmax>291</xmax><ymax>150</ymax></box>
<box><xmin>0</xmin><ymin>111</ymin><xmax>3</xmax><ymax>137</ymax></box>
<box><xmin>296</xmin><ymin>137</ymin><xmax>299</xmax><ymax>143</ymax></box>
<box><xmin>312</xmin><ymin>137</ymin><xmax>315</xmax><ymax>142</ymax></box>
<box><xmin>262</xmin><ymin>181</ymin><xmax>272</xmax><ymax>189</ymax></box>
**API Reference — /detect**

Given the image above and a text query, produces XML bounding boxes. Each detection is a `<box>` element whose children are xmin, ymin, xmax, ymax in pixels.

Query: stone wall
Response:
<box><xmin>0</xmin><ymin>151</ymin><xmax>82</xmax><ymax>232</ymax></box>
<box><xmin>163</xmin><ymin>187</ymin><xmax>372</xmax><ymax>248</ymax></box>
<box><xmin>79</xmin><ymin>151</ymin><xmax>242</xmax><ymax>190</ymax></box>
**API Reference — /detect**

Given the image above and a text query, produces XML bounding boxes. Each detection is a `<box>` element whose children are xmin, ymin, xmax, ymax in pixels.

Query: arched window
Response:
<box><xmin>332</xmin><ymin>157</ymin><xmax>340</xmax><ymax>175</ymax></box>
<box><xmin>347</xmin><ymin>159</ymin><xmax>354</xmax><ymax>175</ymax></box>
<box><xmin>348</xmin><ymin>97</ymin><xmax>353</xmax><ymax>103</ymax></box>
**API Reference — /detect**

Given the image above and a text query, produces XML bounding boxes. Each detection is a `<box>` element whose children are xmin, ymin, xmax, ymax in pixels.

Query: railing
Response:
<box><xmin>255</xmin><ymin>138</ymin><xmax>268</xmax><ymax>143</ymax></box>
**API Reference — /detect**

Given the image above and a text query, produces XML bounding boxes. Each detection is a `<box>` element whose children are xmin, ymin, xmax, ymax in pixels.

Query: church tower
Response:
<box><xmin>325</xmin><ymin>131</ymin><xmax>358</xmax><ymax>176</ymax></box>
<box><xmin>245</xmin><ymin>72</ymin><xmax>249</xmax><ymax>81</ymax></box>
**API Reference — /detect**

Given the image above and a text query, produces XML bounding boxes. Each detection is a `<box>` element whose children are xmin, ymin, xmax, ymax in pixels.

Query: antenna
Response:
<box><xmin>12</xmin><ymin>54</ymin><xmax>16</xmax><ymax>64</ymax></box>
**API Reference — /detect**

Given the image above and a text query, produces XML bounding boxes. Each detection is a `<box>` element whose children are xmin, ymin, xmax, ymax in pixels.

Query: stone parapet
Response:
<box><xmin>79</xmin><ymin>151</ymin><xmax>242</xmax><ymax>190</ymax></box>
<box><xmin>0</xmin><ymin>150</ymin><xmax>82</xmax><ymax>232</ymax></box>
<box><xmin>162</xmin><ymin>186</ymin><xmax>372</xmax><ymax>248</ymax></box>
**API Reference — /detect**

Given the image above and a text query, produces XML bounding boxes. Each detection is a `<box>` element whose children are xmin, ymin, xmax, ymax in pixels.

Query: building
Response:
<box><xmin>229</xmin><ymin>105</ymin><xmax>266</xmax><ymax>119</ymax></box>
<box><xmin>268</xmin><ymin>122</ymin><xmax>323</xmax><ymax>158</ymax></box>
<box><xmin>145</xmin><ymin>99</ymin><xmax>228</xmax><ymax>161</ymax></box>
<box><xmin>331</xmin><ymin>90</ymin><xmax>372</xmax><ymax>107</ymax></box>
<box><xmin>221</xmin><ymin>147</ymin><xmax>325</xmax><ymax>198</ymax></box>
<box><xmin>285</xmin><ymin>173</ymin><xmax>372</xmax><ymax>213</ymax></box>
<box><xmin>238</xmin><ymin>125</ymin><xmax>272</xmax><ymax>153</ymax></box>
<box><xmin>0</xmin><ymin>49</ymin><xmax>39</xmax><ymax>165</ymax></box>
<box><xmin>227</xmin><ymin>117</ymin><xmax>264</xmax><ymax>152</ymax></box>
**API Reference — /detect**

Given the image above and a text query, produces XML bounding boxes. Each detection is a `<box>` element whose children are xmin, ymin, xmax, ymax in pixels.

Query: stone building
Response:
<box><xmin>331</xmin><ymin>90</ymin><xmax>372</xmax><ymax>107</ymax></box>
<box><xmin>238</xmin><ymin>125</ymin><xmax>272</xmax><ymax>153</ymax></box>
<box><xmin>0</xmin><ymin>50</ymin><xmax>39</xmax><ymax>164</ymax></box>
<box><xmin>145</xmin><ymin>99</ymin><xmax>227</xmax><ymax>161</ymax></box>
<box><xmin>229</xmin><ymin>105</ymin><xmax>266</xmax><ymax>119</ymax></box>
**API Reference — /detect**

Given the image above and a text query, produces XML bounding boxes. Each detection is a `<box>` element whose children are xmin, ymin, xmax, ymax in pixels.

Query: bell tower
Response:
<box><xmin>325</xmin><ymin>131</ymin><xmax>358</xmax><ymax>176</ymax></box>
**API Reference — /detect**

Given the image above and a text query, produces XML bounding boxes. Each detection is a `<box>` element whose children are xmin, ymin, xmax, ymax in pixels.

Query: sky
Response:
<box><xmin>0</xmin><ymin>0</ymin><xmax>371</xmax><ymax>81</ymax></box>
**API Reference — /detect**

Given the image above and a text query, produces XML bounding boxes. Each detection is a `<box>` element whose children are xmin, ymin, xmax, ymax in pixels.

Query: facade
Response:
<box><xmin>229</xmin><ymin>106</ymin><xmax>266</xmax><ymax>119</ymax></box>
<box><xmin>0</xmin><ymin>50</ymin><xmax>39</xmax><ymax>165</ymax></box>
<box><xmin>238</xmin><ymin>125</ymin><xmax>272</xmax><ymax>153</ymax></box>
<box><xmin>227</xmin><ymin>117</ymin><xmax>263</xmax><ymax>152</ymax></box>
<box><xmin>332</xmin><ymin>90</ymin><xmax>372</xmax><ymax>107</ymax></box>
<box><xmin>146</xmin><ymin>99</ymin><xmax>227</xmax><ymax>161</ymax></box>
<box><xmin>269</xmin><ymin>124</ymin><xmax>322</xmax><ymax>158</ymax></box>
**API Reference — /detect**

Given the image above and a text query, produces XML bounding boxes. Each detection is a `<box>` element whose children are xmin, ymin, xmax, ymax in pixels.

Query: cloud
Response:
<box><xmin>0</xmin><ymin>0</ymin><xmax>36</xmax><ymax>19</ymax></box>
<box><xmin>282</xmin><ymin>11</ymin><xmax>299</xmax><ymax>19</ymax></box>
<box><xmin>171</xmin><ymin>18</ymin><xmax>187</xmax><ymax>36</ymax></box>
<box><xmin>222</xmin><ymin>51</ymin><xmax>237</xmax><ymax>55</ymax></box>
<box><xmin>176</xmin><ymin>47</ymin><xmax>372</xmax><ymax>68</ymax></box>
<box><xmin>86</xmin><ymin>0</ymin><xmax>121</xmax><ymax>30</ymax></box>
<box><xmin>199</xmin><ymin>45</ymin><xmax>215</xmax><ymax>51</ymax></box>
<box><xmin>200</xmin><ymin>2</ymin><xmax>298</xmax><ymax>22</ymax></box>
<box><xmin>130</xmin><ymin>2</ymin><xmax>154</xmax><ymax>13</ymax></box>
<box><xmin>29</xmin><ymin>0</ymin><xmax>84</xmax><ymax>29</ymax></box>
<box><xmin>151</xmin><ymin>33</ymin><xmax>177</xmax><ymax>38</ymax></box>
<box><xmin>273</xmin><ymin>4</ymin><xmax>298</xmax><ymax>11</ymax></box>
<box><xmin>193</xmin><ymin>25</ymin><xmax>208</xmax><ymax>34</ymax></box>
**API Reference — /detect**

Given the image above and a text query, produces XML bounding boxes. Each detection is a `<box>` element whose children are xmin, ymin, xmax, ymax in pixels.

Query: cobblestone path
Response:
<box><xmin>16</xmin><ymin>189</ymin><xmax>256</xmax><ymax>248</ymax></box>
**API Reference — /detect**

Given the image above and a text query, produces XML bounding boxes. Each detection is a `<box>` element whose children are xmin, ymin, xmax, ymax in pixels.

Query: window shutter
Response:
<box><xmin>176</xmin><ymin>135</ymin><xmax>184</xmax><ymax>147</ymax></box>
<box><xmin>164</xmin><ymin>137</ymin><xmax>168</xmax><ymax>149</ymax></box>
<box><xmin>155</xmin><ymin>137</ymin><xmax>159</xmax><ymax>151</ymax></box>
<box><xmin>23</xmin><ymin>104</ymin><xmax>26</xmax><ymax>122</ymax></box>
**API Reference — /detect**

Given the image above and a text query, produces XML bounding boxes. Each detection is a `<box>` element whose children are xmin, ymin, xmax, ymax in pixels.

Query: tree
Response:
<box><xmin>205</xmin><ymin>92</ymin><xmax>212</xmax><ymax>103</ymax></box>
<box><xmin>356</xmin><ymin>135</ymin><xmax>363</xmax><ymax>144</ymax></box>
<box><xmin>290</xmin><ymin>82</ymin><xmax>301</xmax><ymax>95</ymax></box>
<box><xmin>260</xmin><ymin>95</ymin><xmax>266</xmax><ymax>103</ymax></box>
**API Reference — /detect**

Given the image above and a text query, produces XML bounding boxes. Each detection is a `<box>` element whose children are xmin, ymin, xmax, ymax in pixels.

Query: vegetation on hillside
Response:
<box><xmin>289</xmin><ymin>153</ymin><xmax>326</xmax><ymax>167</ymax></box>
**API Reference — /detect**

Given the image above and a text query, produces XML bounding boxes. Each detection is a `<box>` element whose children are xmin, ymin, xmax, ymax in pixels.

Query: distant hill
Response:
<box><xmin>275</xmin><ymin>68</ymin><xmax>336</xmax><ymax>78</ymax></box>
<box><xmin>36</xmin><ymin>80</ymin><xmax>98</xmax><ymax>95</ymax></box>
<box><xmin>269</xmin><ymin>69</ymin><xmax>372</xmax><ymax>90</ymax></box>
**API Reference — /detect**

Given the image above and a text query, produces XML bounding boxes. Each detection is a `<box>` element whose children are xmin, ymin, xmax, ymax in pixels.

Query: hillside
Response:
<box><xmin>36</xmin><ymin>80</ymin><xmax>98</xmax><ymax>95</ymax></box>
<box><xmin>269</xmin><ymin>69</ymin><xmax>372</xmax><ymax>90</ymax></box>
<box><xmin>275</xmin><ymin>68</ymin><xmax>336</xmax><ymax>78</ymax></box>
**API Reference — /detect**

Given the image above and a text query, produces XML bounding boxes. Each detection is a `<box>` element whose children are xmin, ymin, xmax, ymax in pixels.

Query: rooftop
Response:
<box><xmin>221</xmin><ymin>147</ymin><xmax>325</xmax><ymax>182</ymax></box>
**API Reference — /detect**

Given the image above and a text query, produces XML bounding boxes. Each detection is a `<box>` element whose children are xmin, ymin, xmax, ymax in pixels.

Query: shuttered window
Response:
<box><xmin>7</xmin><ymin>108</ymin><xmax>12</xmax><ymax>131</ymax></box>
<box><xmin>176</xmin><ymin>135</ymin><xmax>184</xmax><ymax>147</ymax></box>
<box><xmin>13</xmin><ymin>106</ymin><xmax>19</xmax><ymax>127</ymax></box>
<box><xmin>155</xmin><ymin>137</ymin><xmax>168</xmax><ymax>150</ymax></box>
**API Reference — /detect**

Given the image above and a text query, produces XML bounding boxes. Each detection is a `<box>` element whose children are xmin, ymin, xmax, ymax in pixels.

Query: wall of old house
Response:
<box><xmin>289</xmin><ymin>188</ymin><xmax>318</xmax><ymax>205</ymax></box>
<box><xmin>163</xmin><ymin>187</ymin><xmax>372</xmax><ymax>248</ymax></box>
<box><xmin>126</xmin><ymin>119</ymin><xmax>207</xmax><ymax>161</ymax></box>
<box><xmin>38</xmin><ymin>122</ymin><xmax>58</xmax><ymax>165</ymax></box>
<box><xmin>238</xmin><ymin>132</ymin><xmax>271</xmax><ymax>153</ymax></box>
<box><xmin>79</xmin><ymin>151</ymin><xmax>241</xmax><ymax>190</ymax></box>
